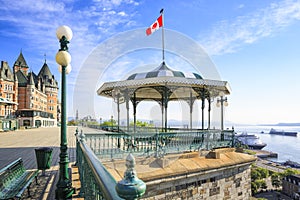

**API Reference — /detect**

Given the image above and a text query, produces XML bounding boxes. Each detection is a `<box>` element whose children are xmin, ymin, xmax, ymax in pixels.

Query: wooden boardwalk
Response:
<box><xmin>0</xmin><ymin>126</ymin><xmax>83</xmax><ymax>200</ymax></box>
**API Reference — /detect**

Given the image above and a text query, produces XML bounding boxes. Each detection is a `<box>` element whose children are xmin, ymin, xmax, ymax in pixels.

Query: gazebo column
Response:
<box><xmin>125</xmin><ymin>94</ymin><xmax>130</xmax><ymax>133</ymax></box>
<box><xmin>160</xmin><ymin>100</ymin><xmax>164</xmax><ymax>132</ymax></box>
<box><xmin>164</xmin><ymin>101</ymin><xmax>168</xmax><ymax>132</ymax></box>
<box><xmin>133</xmin><ymin>92</ymin><xmax>137</xmax><ymax>133</ymax></box>
<box><xmin>201</xmin><ymin>97</ymin><xmax>205</xmax><ymax>130</ymax></box>
<box><xmin>208</xmin><ymin>98</ymin><xmax>211</xmax><ymax>129</ymax></box>
<box><xmin>190</xmin><ymin>103</ymin><xmax>193</xmax><ymax>130</ymax></box>
<box><xmin>117</xmin><ymin>95</ymin><xmax>120</xmax><ymax>132</ymax></box>
<box><xmin>163</xmin><ymin>87</ymin><xmax>169</xmax><ymax>132</ymax></box>
<box><xmin>189</xmin><ymin>91</ymin><xmax>193</xmax><ymax>130</ymax></box>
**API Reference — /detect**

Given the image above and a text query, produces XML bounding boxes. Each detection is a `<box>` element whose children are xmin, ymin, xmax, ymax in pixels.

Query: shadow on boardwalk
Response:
<box><xmin>0</xmin><ymin>147</ymin><xmax>63</xmax><ymax>170</ymax></box>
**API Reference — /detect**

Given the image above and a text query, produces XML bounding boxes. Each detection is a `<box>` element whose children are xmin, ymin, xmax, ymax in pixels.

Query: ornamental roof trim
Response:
<box><xmin>97</xmin><ymin>76</ymin><xmax>231</xmax><ymax>98</ymax></box>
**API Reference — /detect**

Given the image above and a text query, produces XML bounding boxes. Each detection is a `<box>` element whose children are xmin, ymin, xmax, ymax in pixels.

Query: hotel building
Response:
<box><xmin>0</xmin><ymin>51</ymin><xmax>59</xmax><ymax>130</ymax></box>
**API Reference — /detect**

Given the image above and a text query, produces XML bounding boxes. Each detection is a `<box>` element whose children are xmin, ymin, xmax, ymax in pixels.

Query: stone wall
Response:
<box><xmin>141</xmin><ymin>163</ymin><xmax>252</xmax><ymax>200</ymax></box>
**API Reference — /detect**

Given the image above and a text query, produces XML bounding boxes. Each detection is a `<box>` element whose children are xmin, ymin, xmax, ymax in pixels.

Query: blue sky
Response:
<box><xmin>0</xmin><ymin>0</ymin><xmax>300</xmax><ymax>125</ymax></box>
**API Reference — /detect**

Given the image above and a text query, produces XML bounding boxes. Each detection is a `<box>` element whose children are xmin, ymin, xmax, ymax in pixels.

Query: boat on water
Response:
<box><xmin>269</xmin><ymin>128</ymin><xmax>298</xmax><ymax>136</ymax></box>
<box><xmin>235</xmin><ymin>132</ymin><xmax>267</xmax><ymax>150</ymax></box>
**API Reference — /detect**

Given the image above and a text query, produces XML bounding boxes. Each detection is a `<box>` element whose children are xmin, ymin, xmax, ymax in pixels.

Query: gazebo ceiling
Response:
<box><xmin>97</xmin><ymin>62</ymin><xmax>231</xmax><ymax>101</ymax></box>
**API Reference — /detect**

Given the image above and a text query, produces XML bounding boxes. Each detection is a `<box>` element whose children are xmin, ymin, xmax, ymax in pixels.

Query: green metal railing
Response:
<box><xmin>76</xmin><ymin>131</ymin><xmax>123</xmax><ymax>200</ymax></box>
<box><xmin>88</xmin><ymin>124</ymin><xmax>198</xmax><ymax>133</ymax></box>
<box><xmin>84</xmin><ymin>129</ymin><xmax>235</xmax><ymax>161</ymax></box>
<box><xmin>76</xmin><ymin>127</ymin><xmax>235</xmax><ymax>199</ymax></box>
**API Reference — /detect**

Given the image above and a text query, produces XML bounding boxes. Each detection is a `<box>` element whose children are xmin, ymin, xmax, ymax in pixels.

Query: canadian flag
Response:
<box><xmin>146</xmin><ymin>14</ymin><xmax>163</xmax><ymax>36</ymax></box>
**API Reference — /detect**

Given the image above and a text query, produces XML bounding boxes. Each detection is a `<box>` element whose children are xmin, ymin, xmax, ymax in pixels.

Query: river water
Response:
<box><xmin>234</xmin><ymin>125</ymin><xmax>300</xmax><ymax>163</ymax></box>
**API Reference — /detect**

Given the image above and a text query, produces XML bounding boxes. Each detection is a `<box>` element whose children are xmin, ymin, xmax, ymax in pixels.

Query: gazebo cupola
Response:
<box><xmin>97</xmin><ymin>61</ymin><xmax>231</xmax><ymax>132</ymax></box>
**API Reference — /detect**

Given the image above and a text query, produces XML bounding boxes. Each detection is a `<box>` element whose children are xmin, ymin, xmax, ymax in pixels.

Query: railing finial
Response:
<box><xmin>115</xmin><ymin>153</ymin><xmax>146</xmax><ymax>200</ymax></box>
<box><xmin>79</xmin><ymin>131</ymin><xmax>85</xmax><ymax>142</ymax></box>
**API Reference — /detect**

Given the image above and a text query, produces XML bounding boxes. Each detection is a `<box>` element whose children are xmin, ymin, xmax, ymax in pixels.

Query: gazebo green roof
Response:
<box><xmin>127</xmin><ymin>62</ymin><xmax>203</xmax><ymax>81</ymax></box>
<box><xmin>97</xmin><ymin>62</ymin><xmax>230</xmax><ymax>100</ymax></box>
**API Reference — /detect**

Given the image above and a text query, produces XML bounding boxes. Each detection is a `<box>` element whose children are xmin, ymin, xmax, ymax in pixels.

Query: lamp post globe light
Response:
<box><xmin>55</xmin><ymin>25</ymin><xmax>75</xmax><ymax>199</ymax></box>
<box><xmin>216</xmin><ymin>92</ymin><xmax>228</xmax><ymax>131</ymax></box>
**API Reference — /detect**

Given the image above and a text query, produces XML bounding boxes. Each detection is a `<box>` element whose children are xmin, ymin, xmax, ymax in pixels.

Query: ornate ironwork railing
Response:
<box><xmin>83</xmin><ymin>129</ymin><xmax>235</xmax><ymax>161</ymax></box>
<box><xmin>76</xmin><ymin>128</ymin><xmax>234</xmax><ymax>199</ymax></box>
<box><xmin>87</xmin><ymin>124</ymin><xmax>211</xmax><ymax>133</ymax></box>
<box><xmin>76</xmin><ymin>131</ymin><xmax>123</xmax><ymax>200</ymax></box>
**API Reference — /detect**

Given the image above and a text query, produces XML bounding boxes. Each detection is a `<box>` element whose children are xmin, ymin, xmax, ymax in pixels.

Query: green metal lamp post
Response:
<box><xmin>55</xmin><ymin>25</ymin><xmax>74</xmax><ymax>199</ymax></box>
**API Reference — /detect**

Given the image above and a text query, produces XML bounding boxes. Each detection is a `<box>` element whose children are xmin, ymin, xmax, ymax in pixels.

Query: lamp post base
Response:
<box><xmin>55</xmin><ymin>181</ymin><xmax>75</xmax><ymax>200</ymax></box>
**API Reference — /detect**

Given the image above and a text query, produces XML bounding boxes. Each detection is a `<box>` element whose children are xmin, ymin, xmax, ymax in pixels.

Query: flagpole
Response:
<box><xmin>160</xmin><ymin>8</ymin><xmax>165</xmax><ymax>61</ymax></box>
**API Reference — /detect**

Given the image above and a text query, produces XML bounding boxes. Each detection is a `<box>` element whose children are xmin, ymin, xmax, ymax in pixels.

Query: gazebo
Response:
<box><xmin>97</xmin><ymin>61</ymin><xmax>231</xmax><ymax>132</ymax></box>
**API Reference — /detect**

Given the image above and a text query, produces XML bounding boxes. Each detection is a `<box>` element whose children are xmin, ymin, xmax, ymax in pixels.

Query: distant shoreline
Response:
<box><xmin>258</xmin><ymin>123</ymin><xmax>300</xmax><ymax>126</ymax></box>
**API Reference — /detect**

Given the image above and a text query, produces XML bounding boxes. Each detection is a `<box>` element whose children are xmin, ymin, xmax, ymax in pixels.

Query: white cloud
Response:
<box><xmin>0</xmin><ymin>0</ymin><xmax>140</xmax><ymax>56</ymax></box>
<box><xmin>0</xmin><ymin>0</ymin><xmax>140</xmax><ymax>116</ymax></box>
<box><xmin>0</xmin><ymin>0</ymin><xmax>66</xmax><ymax>13</ymax></box>
<box><xmin>118</xmin><ymin>11</ymin><xmax>127</xmax><ymax>16</ymax></box>
<box><xmin>237</xmin><ymin>4</ymin><xmax>245</xmax><ymax>9</ymax></box>
<box><xmin>200</xmin><ymin>0</ymin><xmax>300</xmax><ymax>55</ymax></box>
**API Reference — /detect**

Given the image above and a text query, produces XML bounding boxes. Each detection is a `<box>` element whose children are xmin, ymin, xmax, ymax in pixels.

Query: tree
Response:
<box><xmin>256</xmin><ymin>167</ymin><xmax>269</xmax><ymax>179</ymax></box>
<box><xmin>251</xmin><ymin>167</ymin><xmax>270</xmax><ymax>194</ymax></box>
<box><xmin>271</xmin><ymin>172</ymin><xmax>281</xmax><ymax>189</ymax></box>
<box><xmin>260</xmin><ymin>180</ymin><xmax>267</xmax><ymax>190</ymax></box>
<box><xmin>281</xmin><ymin>168</ymin><xmax>300</xmax><ymax>177</ymax></box>
<box><xmin>251</xmin><ymin>168</ymin><xmax>261</xmax><ymax>180</ymax></box>
<box><xmin>130</xmin><ymin>120</ymin><xmax>153</xmax><ymax>127</ymax></box>
<box><xmin>67</xmin><ymin>119</ymin><xmax>78</xmax><ymax>126</ymax></box>
<box><xmin>251</xmin><ymin>181</ymin><xmax>258</xmax><ymax>194</ymax></box>
<box><xmin>252</xmin><ymin>179</ymin><xmax>267</xmax><ymax>192</ymax></box>
<box><xmin>101</xmin><ymin>119</ymin><xmax>117</xmax><ymax>126</ymax></box>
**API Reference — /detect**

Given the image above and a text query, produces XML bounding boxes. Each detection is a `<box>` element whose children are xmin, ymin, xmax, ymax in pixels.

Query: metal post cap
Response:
<box><xmin>115</xmin><ymin>154</ymin><xmax>146</xmax><ymax>200</ymax></box>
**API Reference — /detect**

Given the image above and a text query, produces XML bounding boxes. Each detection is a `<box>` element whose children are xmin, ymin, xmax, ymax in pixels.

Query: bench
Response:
<box><xmin>0</xmin><ymin>158</ymin><xmax>39</xmax><ymax>199</ymax></box>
